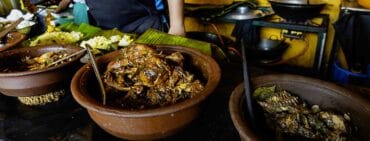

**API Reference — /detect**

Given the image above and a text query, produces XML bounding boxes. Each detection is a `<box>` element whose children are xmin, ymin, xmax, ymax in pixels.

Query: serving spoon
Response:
<box><xmin>85</xmin><ymin>45</ymin><xmax>107</xmax><ymax>105</ymax></box>
<box><xmin>241</xmin><ymin>38</ymin><xmax>259</xmax><ymax>133</ymax></box>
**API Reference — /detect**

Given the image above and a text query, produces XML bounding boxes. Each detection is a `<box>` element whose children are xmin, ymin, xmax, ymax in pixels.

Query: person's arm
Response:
<box><xmin>167</xmin><ymin>0</ymin><xmax>185</xmax><ymax>36</ymax></box>
<box><xmin>55</xmin><ymin>0</ymin><xmax>72</xmax><ymax>13</ymax></box>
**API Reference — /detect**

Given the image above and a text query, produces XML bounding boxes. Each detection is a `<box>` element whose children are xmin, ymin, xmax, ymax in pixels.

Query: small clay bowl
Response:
<box><xmin>229</xmin><ymin>74</ymin><xmax>370</xmax><ymax>141</ymax></box>
<box><xmin>71</xmin><ymin>45</ymin><xmax>221</xmax><ymax>140</ymax></box>
<box><xmin>0</xmin><ymin>44</ymin><xmax>84</xmax><ymax>97</ymax></box>
<box><xmin>0</xmin><ymin>32</ymin><xmax>26</xmax><ymax>52</ymax></box>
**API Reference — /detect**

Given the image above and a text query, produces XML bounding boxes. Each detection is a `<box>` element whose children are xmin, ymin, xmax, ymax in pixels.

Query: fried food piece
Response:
<box><xmin>253</xmin><ymin>86</ymin><xmax>351</xmax><ymax>141</ymax></box>
<box><xmin>25</xmin><ymin>51</ymin><xmax>68</xmax><ymax>71</ymax></box>
<box><xmin>104</xmin><ymin>45</ymin><xmax>204</xmax><ymax>109</ymax></box>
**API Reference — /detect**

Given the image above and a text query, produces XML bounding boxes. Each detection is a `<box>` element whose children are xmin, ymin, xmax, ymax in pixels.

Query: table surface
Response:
<box><xmin>1</xmin><ymin>63</ymin><xmax>369</xmax><ymax>141</ymax></box>
<box><xmin>0</xmin><ymin>63</ymin><xmax>245</xmax><ymax>141</ymax></box>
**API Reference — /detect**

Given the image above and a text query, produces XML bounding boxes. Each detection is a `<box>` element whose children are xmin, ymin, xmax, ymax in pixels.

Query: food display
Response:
<box><xmin>103</xmin><ymin>44</ymin><xmax>205</xmax><ymax>109</ymax></box>
<box><xmin>1</xmin><ymin>1</ymin><xmax>369</xmax><ymax>140</ymax></box>
<box><xmin>253</xmin><ymin>86</ymin><xmax>352</xmax><ymax>141</ymax></box>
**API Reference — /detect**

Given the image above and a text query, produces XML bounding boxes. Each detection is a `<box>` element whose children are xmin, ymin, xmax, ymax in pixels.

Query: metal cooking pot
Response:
<box><xmin>219</xmin><ymin>5</ymin><xmax>273</xmax><ymax>22</ymax></box>
<box><xmin>269</xmin><ymin>0</ymin><xmax>326</xmax><ymax>21</ymax></box>
<box><xmin>246</xmin><ymin>38</ymin><xmax>288</xmax><ymax>63</ymax></box>
<box><xmin>269</xmin><ymin>0</ymin><xmax>325</xmax><ymax>5</ymax></box>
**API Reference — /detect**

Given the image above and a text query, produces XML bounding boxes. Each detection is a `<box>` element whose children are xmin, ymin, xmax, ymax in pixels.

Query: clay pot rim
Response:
<box><xmin>0</xmin><ymin>44</ymin><xmax>85</xmax><ymax>77</ymax></box>
<box><xmin>229</xmin><ymin>74</ymin><xmax>370</xmax><ymax>140</ymax></box>
<box><xmin>229</xmin><ymin>83</ymin><xmax>260</xmax><ymax>141</ymax></box>
<box><xmin>0</xmin><ymin>32</ymin><xmax>26</xmax><ymax>52</ymax></box>
<box><xmin>253</xmin><ymin>74</ymin><xmax>370</xmax><ymax>110</ymax></box>
<box><xmin>71</xmin><ymin>45</ymin><xmax>221</xmax><ymax>118</ymax></box>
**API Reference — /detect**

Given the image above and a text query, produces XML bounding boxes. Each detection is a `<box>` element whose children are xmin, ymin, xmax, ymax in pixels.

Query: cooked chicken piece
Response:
<box><xmin>103</xmin><ymin>45</ymin><xmax>204</xmax><ymax>109</ymax></box>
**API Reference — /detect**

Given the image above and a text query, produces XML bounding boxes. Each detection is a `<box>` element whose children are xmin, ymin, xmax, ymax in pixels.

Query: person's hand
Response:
<box><xmin>167</xmin><ymin>0</ymin><xmax>185</xmax><ymax>36</ymax></box>
<box><xmin>55</xmin><ymin>0</ymin><xmax>72</xmax><ymax>13</ymax></box>
<box><xmin>168</xmin><ymin>25</ymin><xmax>185</xmax><ymax>36</ymax></box>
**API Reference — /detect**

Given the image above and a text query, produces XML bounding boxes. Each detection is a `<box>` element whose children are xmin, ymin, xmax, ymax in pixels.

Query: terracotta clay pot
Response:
<box><xmin>71</xmin><ymin>45</ymin><xmax>221</xmax><ymax>140</ymax></box>
<box><xmin>0</xmin><ymin>32</ymin><xmax>26</xmax><ymax>52</ymax></box>
<box><xmin>229</xmin><ymin>74</ymin><xmax>370</xmax><ymax>141</ymax></box>
<box><xmin>0</xmin><ymin>44</ymin><xmax>84</xmax><ymax>96</ymax></box>
<box><xmin>229</xmin><ymin>83</ymin><xmax>259</xmax><ymax>141</ymax></box>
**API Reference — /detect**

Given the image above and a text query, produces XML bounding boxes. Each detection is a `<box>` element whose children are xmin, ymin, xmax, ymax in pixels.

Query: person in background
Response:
<box><xmin>55</xmin><ymin>0</ymin><xmax>89</xmax><ymax>25</ymax></box>
<box><xmin>55</xmin><ymin>0</ymin><xmax>185</xmax><ymax>36</ymax></box>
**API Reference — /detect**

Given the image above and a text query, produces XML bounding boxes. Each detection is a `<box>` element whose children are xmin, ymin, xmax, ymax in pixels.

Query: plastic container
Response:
<box><xmin>332</xmin><ymin>60</ymin><xmax>370</xmax><ymax>86</ymax></box>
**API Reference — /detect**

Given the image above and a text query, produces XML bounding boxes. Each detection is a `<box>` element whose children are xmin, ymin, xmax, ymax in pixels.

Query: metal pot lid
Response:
<box><xmin>269</xmin><ymin>0</ymin><xmax>326</xmax><ymax>5</ymax></box>
<box><xmin>220</xmin><ymin>6</ymin><xmax>273</xmax><ymax>21</ymax></box>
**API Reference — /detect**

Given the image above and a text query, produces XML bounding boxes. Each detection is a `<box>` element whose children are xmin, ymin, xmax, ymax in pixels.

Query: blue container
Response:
<box><xmin>332</xmin><ymin>61</ymin><xmax>370</xmax><ymax>86</ymax></box>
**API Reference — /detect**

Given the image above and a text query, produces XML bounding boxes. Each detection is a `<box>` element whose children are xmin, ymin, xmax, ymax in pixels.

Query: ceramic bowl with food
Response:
<box><xmin>0</xmin><ymin>32</ymin><xmax>26</xmax><ymax>52</ymax></box>
<box><xmin>0</xmin><ymin>44</ymin><xmax>85</xmax><ymax>97</ymax></box>
<box><xmin>229</xmin><ymin>74</ymin><xmax>370</xmax><ymax>141</ymax></box>
<box><xmin>71</xmin><ymin>45</ymin><xmax>221</xmax><ymax>140</ymax></box>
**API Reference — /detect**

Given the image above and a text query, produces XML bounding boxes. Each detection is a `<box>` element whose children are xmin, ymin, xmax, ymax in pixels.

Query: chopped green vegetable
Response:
<box><xmin>252</xmin><ymin>85</ymin><xmax>276</xmax><ymax>100</ymax></box>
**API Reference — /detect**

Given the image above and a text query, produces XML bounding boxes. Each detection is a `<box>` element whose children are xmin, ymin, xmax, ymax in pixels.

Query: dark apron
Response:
<box><xmin>85</xmin><ymin>0</ymin><xmax>166</xmax><ymax>34</ymax></box>
<box><xmin>334</xmin><ymin>13</ymin><xmax>370</xmax><ymax>72</ymax></box>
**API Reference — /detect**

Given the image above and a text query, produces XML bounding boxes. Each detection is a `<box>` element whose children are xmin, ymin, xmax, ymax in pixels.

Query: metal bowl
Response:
<box><xmin>70</xmin><ymin>45</ymin><xmax>221</xmax><ymax>140</ymax></box>
<box><xmin>221</xmin><ymin>6</ymin><xmax>266</xmax><ymax>21</ymax></box>
<box><xmin>229</xmin><ymin>74</ymin><xmax>370</xmax><ymax>141</ymax></box>
<box><xmin>0</xmin><ymin>44</ymin><xmax>84</xmax><ymax>97</ymax></box>
<box><xmin>269</xmin><ymin>0</ymin><xmax>325</xmax><ymax>5</ymax></box>
<box><xmin>246</xmin><ymin>38</ymin><xmax>288</xmax><ymax>63</ymax></box>
<box><xmin>269</xmin><ymin>0</ymin><xmax>326</xmax><ymax>21</ymax></box>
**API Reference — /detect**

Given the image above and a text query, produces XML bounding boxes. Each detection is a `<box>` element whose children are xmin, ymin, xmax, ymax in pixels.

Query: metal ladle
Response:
<box><xmin>86</xmin><ymin>45</ymin><xmax>107</xmax><ymax>105</ymax></box>
<box><xmin>240</xmin><ymin>38</ymin><xmax>258</xmax><ymax>134</ymax></box>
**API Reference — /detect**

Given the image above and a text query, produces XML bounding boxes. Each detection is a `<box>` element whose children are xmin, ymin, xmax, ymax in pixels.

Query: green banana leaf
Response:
<box><xmin>135</xmin><ymin>29</ymin><xmax>212</xmax><ymax>55</ymax></box>
<box><xmin>58</xmin><ymin>22</ymin><xmax>101</xmax><ymax>39</ymax></box>
<box><xmin>97</xmin><ymin>28</ymin><xmax>137</xmax><ymax>39</ymax></box>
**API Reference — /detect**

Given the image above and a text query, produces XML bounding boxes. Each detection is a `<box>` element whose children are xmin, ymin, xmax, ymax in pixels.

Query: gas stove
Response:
<box><xmin>251</xmin><ymin>14</ymin><xmax>330</xmax><ymax>75</ymax></box>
